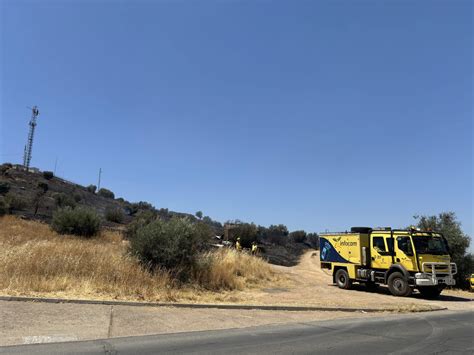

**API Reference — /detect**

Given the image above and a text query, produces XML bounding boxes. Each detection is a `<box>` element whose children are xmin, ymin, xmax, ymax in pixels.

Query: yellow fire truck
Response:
<box><xmin>320</xmin><ymin>227</ymin><xmax>456</xmax><ymax>298</ymax></box>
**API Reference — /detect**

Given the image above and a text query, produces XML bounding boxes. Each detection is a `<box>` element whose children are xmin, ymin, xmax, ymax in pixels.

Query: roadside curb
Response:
<box><xmin>0</xmin><ymin>296</ymin><xmax>447</xmax><ymax>313</ymax></box>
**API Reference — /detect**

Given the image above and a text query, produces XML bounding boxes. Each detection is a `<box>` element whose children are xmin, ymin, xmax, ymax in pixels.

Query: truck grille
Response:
<box><xmin>422</xmin><ymin>262</ymin><xmax>457</xmax><ymax>276</ymax></box>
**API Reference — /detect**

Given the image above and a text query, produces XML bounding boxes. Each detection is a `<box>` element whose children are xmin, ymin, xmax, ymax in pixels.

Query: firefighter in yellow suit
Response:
<box><xmin>235</xmin><ymin>237</ymin><xmax>242</xmax><ymax>251</ymax></box>
<box><xmin>251</xmin><ymin>241</ymin><xmax>258</xmax><ymax>255</ymax></box>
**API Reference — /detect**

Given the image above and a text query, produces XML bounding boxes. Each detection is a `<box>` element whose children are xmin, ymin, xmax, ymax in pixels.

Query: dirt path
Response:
<box><xmin>240</xmin><ymin>251</ymin><xmax>474</xmax><ymax>311</ymax></box>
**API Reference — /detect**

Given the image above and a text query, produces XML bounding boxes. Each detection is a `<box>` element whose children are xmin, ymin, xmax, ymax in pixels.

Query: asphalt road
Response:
<box><xmin>1</xmin><ymin>310</ymin><xmax>472</xmax><ymax>354</ymax></box>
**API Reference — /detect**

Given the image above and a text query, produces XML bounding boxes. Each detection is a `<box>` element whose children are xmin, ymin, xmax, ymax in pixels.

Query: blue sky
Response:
<box><xmin>1</xmin><ymin>0</ymin><xmax>472</xmax><ymax>241</ymax></box>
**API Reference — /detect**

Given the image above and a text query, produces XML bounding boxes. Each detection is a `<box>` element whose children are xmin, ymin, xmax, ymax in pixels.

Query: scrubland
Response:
<box><xmin>0</xmin><ymin>216</ymin><xmax>278</xmax><ymax>302</ymax></box>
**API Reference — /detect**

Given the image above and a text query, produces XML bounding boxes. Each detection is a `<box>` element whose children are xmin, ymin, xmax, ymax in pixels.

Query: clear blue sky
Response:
<box><xmin>1</xmin><ymin>1</ymin><xmax>472</xmax><ymax>240</ymax></box>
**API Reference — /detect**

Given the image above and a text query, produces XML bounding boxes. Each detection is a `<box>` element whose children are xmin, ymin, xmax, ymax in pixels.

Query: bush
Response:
<box><xmin>157</xmin><ymin>208</ymin><xmax>170</xmax><ymax>218</ymax></box>
<box><xmin>53</xmin><ymin>193</ymin><xmax>77</xmax><ymax>209</ymax></box>
<box><xmin>307</xmin><ymin>233</ymin><xmax>320</xmax><ymax>249</ymax></box>
<box><xmin>125</xmin><ymin>201</ymin><xmax>155</xmax><ymax>216</ymax></box>
<box><xmin>129</xmin><ymin>218</ymin><xmax>211</xmax><ymax>278</ymax></box>
<box><xmin>43</xmin><ymin>171</ymin><xmax>54</xmax><ymax>180</ymax></box>
<box><xmin>86</xmin><ymin>185</ymin><xmax>97</xmax><ymax>194</ymax></box>
<box><xmin>105</xmin><ymin>206</ymin><xmax>125</xmax><ymax>223</ymax></box>
<box><xmin>0</xmin><ymin>196</ymin><xmax>8</xmax><ymax>216</ymax></box>
<box><xmin>203</xmin><ymin>217</ymin><xmax>224</xmax><ymax>235</ymax></box>
<box><xmin>0</xmin><ymin>182</ymin><xmax>10</xmax><ymax>195</ymax></box>
<box><xmin>73</xmin><ymin>193</ymin><xmax>82</xmax><ymax>202</ymax></box>
<box><xmin>125</xmin><ymin>210</ymin><xmax>158</xmax><ymax>240</ymax></box>
<box><xmin>266</xmin><ymin>224</ymin><xmax>289</xmax><ymax>245</ymax></box>
<box><xmin>51</xmin><ymin>207</ymin><xmax>101</xmax><ymax>237</ymax></box>
<box><xmin>290</xmin><ymin>230</ymin><xmax>307</xmax><ymax>243</ymax></box>
<box><xmin>231</xmin><ymin>223</ymin><xmax>258</xmax><ymax>248</ymax></box>
<box><xmin>0</xmin><ymin>163</ymin><xmax>12</xmax><ymax>175</ymax></box>
<box><xmin>5</xmin><ymin>193</ymin><xmax>29</xmax><ymax>211</ymax></box>
<box><xmin>98</xmin><ymin>188</ymin><xmax>115</xmax><ymax>199</ymax></box>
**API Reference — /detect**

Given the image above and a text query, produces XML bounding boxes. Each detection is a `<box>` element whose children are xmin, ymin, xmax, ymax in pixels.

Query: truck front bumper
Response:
<box><xmin>415</xmin><ymin>262</ymin><xmax>457</xmax><ymax>287</ymax></box>
<box><xmin>415</xmin><ymin>274</ymin><xmax>456</xmax><ymax>286</ymax></box>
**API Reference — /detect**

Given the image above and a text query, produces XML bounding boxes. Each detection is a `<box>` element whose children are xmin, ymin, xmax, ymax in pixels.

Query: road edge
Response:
<box><xmin>0</xmin><ymin>295</ymin><xmax>446</xmax><ymax>313</ymax></box>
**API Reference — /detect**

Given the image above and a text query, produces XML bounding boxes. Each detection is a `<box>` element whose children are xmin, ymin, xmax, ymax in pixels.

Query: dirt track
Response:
<box><xmin>240</xmin><ymin>251</ymin><xmax>474</xmax><ymax>311</ymax></box>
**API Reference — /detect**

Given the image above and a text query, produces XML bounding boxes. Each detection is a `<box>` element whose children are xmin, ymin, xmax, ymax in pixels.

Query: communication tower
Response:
<box><xmin>23</xmin><ymin>106</ymin><xmax>40</xmax><ymax>169</ymax></box>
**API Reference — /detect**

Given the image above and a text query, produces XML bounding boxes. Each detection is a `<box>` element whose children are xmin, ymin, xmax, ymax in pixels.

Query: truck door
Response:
<box><xmin>394</xmin><ymin>236</ymin><xmax>418</xmax><ymax>272</ymax></box>
<box><xmin>370</xmin><ymin>235</ymin><xmax>392</xmax><ymax>269</ymax></box>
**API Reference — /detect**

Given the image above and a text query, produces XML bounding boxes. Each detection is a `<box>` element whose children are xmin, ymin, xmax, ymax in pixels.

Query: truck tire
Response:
<box><xmin>335</xmin><ymin>269</ymin><xmax>352</xmax><ymax>290</ymax></box>
<box><xmin>418</xmin><ymin>286</ymin><xmax>443</xmax><ymax>299</ymax></box>
<box><xmin>388</xmin><ymin>272</ymin><xmax>412</xmax><ymax>297</ymax></box>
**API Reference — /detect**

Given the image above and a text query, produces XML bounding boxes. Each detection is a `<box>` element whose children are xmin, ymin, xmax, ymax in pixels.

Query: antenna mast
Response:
<box><xmin>23</xmin><ymin>106</ymin><xmax>40</xmax><ymax>169</ymax></box>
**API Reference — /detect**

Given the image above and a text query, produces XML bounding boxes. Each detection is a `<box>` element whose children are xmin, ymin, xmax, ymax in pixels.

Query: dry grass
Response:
<box><xmin>195</xmin><ymin>249</ymin><xmax>276</xmax><ymax>290</ymax></box>
<box><xmin>0</xmin><ymin>216</ymin><xmax>278</xmax><ymax>302</ymax></box>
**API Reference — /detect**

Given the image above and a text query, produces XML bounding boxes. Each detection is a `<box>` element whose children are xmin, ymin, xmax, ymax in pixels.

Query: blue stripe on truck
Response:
<box><xmin>320</xmin><ymin>237</ymin><xmax>352</xmax><ymax>264</ymax></box>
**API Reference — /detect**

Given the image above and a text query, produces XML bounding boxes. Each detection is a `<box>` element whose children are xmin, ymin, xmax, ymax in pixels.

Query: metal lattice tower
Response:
<box><xmin>23</xmin><ymin>106</ymin><xmax>40</xmax><ymax>169</ymax></box>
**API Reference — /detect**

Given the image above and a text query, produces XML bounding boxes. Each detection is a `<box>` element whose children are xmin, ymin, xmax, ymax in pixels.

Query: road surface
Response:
<box><xmin>1</xmin><ymin>310</ymin><xmax>472</xmax><ymax>354</ymax></box>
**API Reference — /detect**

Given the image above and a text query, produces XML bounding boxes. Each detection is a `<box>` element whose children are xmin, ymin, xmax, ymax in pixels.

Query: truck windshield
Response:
<box><xmin>412</xmin><ymin>236</ymin><xmax>448</xmax><ymax>255</ymax></box>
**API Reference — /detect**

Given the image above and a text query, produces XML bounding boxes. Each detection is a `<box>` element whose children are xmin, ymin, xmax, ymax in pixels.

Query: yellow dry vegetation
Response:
<box><xmin>0</xmin><ymin>215</ymin><xmax>278</xmax><ymax>302</ymax></box>
<box><xmin>195</xmin><ymin>248</ymin><xmax>276</xmax><ymax>290</ymax></box>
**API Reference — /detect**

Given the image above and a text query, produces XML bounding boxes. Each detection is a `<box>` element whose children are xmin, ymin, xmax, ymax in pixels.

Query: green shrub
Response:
<box><xmin>51</xmin><ymin>207</ymin><xmax>101</xmax><ymax>237</ymax></box>
<box><xmin>126</xmin><ymin>201</ymin><xmax>155</xmax><ymax>216</ymax></box>
<box><xmin>73</xmin><ymin>193</ymin><xmax>82</xmax><ymax>202</ymax></box>
<box><xmin>231</xmin><ymin>223</ymin><xmax>258</xmax><ymax>248</ymax></box>
<box><xmin>129</xmin><ymin>218</ymin><xmax>211</xmax><ymax>278</ymax></box>
<box><xmin>156</xmin><ymin>208</ymin><xmax>170</xmax><ymax>220</ymax></box>
<box><xmin>0</xmin><ymin>182</ymin><xmax>10</xmax><ymax>194</ymax></box>
<box><xmin>43</xmin><ymin>171</ymin><xmax>54</xmax><ymax>180</ymax></box>
<box><xmin>53</xmin><ymin>193</ymin><xmax>77</xmax><ymax>209</ymax></box>
<box><xmin>86</xmin><ymin>185</ymin><xmax>97</xmax><ymax>194</ymax></box>
<box><xmin>0</xmin><ymin>196</ymin><xmax>8</xmax><ymax>216</ymax></box>
<box><xmin>5</xmin><ymin>193</ymin><xmax>29</xmax><ymax>211</ymax></box>
<box><xmin>105</xmin><ymin>206</ymin><xmax>125</xmax><ymax>223</ymax></box>
<box><xmin>98</xmin><ymin>188</ymin><xmax>115</xmax><ymax>199</ymax></box>
<box><xmin>125</xmin><ymin>210</ymin><xmax>158</xmax><ymax>240</ymax></box>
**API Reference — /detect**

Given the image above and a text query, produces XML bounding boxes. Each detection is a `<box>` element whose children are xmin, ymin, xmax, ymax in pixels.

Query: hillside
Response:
<box><xmin>0</xmin><ymin>163</ymin><xmax>314</xmax><ymax>265</ymax></box>
<box><xmin>0</xmin><ymin>163</ymin><xmax>199</xmax><ymax>228</ymax></box>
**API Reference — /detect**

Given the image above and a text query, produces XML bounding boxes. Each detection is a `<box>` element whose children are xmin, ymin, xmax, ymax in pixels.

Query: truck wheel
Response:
<box><xmin>388</xmin><ymin>272</ymin><xmax>412</xmax><ymax>297</ymax></box>
<box><xmin>418</xmin><ymin>287</ymin><xmax>442</xmax><ymax>299</ymax></box>
<box><xmin>335</xmin><ymin>269</ymin><xmax>352</xmax><ymax>290</ymax></box>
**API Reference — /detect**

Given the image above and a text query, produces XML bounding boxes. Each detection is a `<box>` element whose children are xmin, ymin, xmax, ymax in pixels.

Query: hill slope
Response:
<box><xmin>0</xmin><ymin>163</ymin><xmax>313</xmax><ymax>265</ymax></box>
